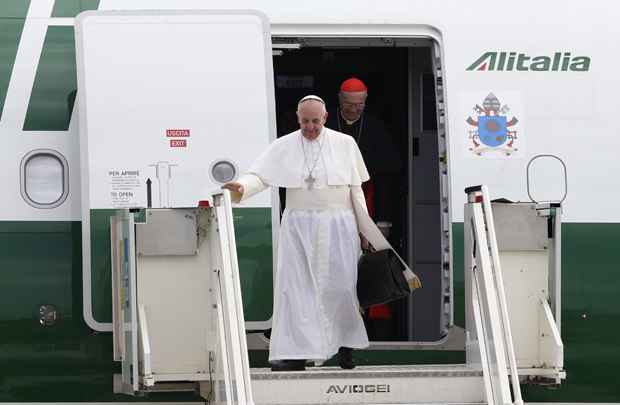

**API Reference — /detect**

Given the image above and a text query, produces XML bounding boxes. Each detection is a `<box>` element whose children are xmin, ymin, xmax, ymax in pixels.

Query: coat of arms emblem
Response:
<box><xmin>466</xmin><ymin>93</ymin><xmax>518</xmax><ymax>155</ymax></box>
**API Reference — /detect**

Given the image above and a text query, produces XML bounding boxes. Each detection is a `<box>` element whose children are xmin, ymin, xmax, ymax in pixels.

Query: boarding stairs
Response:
<box><xmin>246</xmin><ymin>185</ymin><xmax>526</xmax><ymax>405</ymax></box>
<box><xmin>112</xmin><ymin>186</ymin><xmax>563</xmax><ymax>405</ymax></box>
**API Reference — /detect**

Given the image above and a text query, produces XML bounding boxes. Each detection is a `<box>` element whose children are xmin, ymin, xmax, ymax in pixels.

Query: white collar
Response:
<box><xmin>301</xmin><ymin>128</ymin><xmax>325</xmax><ymax>143</ymax></box>
<box><xmin>340</xmin><ymin>110</ymin><xmax>361</xmax><ymax>125</ymax></box>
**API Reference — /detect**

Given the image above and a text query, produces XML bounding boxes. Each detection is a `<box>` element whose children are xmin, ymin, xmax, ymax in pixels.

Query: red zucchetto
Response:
<box><xmin>340</xmin><ymin>77</ymin><xmax>367</xmax><ymax>92</ymax></box>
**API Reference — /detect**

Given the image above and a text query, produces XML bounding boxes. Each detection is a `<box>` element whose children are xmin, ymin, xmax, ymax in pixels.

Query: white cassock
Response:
<box><xmin>235</xmin><ymin>127</ymin><xmax>370</xmax><ymax>362</ymax></box>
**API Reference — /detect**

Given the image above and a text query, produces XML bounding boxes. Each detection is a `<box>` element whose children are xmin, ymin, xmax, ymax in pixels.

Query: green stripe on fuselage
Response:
<box><xmin>0</xmin><ymin>220</ymin><xmax>619</xmax><ymax>400</ymax></box>
<box><xmin>52</xmin><ymin>0</ymin><xmax>100</xmax><ymax>17</ymax></box>
<box><xmin>23</xmin><ymin>26</ymin><xmax>76</xmax><ymax>131</ymax></box>
<box><xmin>452</xmin><ymin>222</ymin><xmax>620</xmax><ymax>401</ymax></box>
<box><xmin>0</xmin><ymin>1</ymin><xmax>29</xmax><ymax>121</ymax></box>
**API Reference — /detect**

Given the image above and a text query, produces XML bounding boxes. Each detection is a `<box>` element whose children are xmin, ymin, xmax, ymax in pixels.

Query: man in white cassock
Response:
<box><xmin>223</xmin><ymin>95</ymin><xmax>370</xmax><ymax>371</ymax></box>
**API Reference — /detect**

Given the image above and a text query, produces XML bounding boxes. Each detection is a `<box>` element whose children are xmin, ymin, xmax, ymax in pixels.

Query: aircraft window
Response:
<box><xmin>210</xmin><ymin>159</ymin><xmax>238</xmax><ymax>184</ymax></box>
<box><xmin>20</xmin><ymin>149</ymin><xmax>69</xmax><ymax>208</ymax></box>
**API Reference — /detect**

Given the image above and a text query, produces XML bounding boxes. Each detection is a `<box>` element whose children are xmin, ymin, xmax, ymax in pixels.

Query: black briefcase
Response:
<box><xmin>357</xmin><ymin>249</ymin><xmax>411</xmax><ymax>309</ymax></box>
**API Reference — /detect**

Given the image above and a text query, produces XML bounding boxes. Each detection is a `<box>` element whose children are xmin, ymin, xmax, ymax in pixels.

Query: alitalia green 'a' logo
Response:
<box><xmin>467</xmin><ymin>51</ymin><xmax>591</xmax><ymax>72</ymax></box>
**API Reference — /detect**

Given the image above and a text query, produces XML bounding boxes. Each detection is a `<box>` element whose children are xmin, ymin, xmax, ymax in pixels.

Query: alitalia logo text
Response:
<box><xmin>467</xmin><ymin>51</ymin><xmax>591</xmax><ymax>72</ymax></box>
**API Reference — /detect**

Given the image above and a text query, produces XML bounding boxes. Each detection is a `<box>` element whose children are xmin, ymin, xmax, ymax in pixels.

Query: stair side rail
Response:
<box><xmin>477</xmin><ymin>185</ymin><xmax>524</xmax><ymax>405</ymax></box>
<box><xmin>208</xmin><ymin>190</ymin><xmax>254</xmax><ymax>405</ymax></box>
<box><xmin>465</xmin><ymin>185</ymin><xmax>522</xmax><ymax>405</ymax></box>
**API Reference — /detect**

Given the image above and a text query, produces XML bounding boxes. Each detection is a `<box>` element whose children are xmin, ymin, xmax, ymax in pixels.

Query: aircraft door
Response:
<box><xmin>75</xmin><ymin>10</ymin><xmax>277</xmax><ymax>332</ymax></box>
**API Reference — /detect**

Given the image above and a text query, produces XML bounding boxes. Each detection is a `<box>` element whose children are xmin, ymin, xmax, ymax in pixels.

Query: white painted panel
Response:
<box><xmin>0</xmin><ymin>0</ymin><xmax>81</xmax><ymax>220</ymax></box>
<box><xmin>137</xmin><ymin>252</ymin><xmax>211</xmax><ymax>375</ymax></box>
<box><xmin>76</xmin><ymin>11</ymin><xmax>275</xmax><ymax>210</ymax></box>
<box><xmin>499</xmin><ymin>251</ymin><xmax>549</xmax><ymax>368</ymax></box>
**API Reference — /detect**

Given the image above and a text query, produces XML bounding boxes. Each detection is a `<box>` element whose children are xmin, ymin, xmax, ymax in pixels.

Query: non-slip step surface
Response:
<box><xmin>251</xmin><ymin>364</ymin><xmax>483</xmax><ymax>380</ymax></box>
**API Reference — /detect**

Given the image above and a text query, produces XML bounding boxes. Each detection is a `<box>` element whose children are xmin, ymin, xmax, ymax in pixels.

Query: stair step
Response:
<box><xmin>250</xmin><ymin>364</ymin><xmax>485</xmax><ymax>404</ymax></box>
<box><xmin>252</xmin><ymin>363</ymin><xmax>482</xmax><ymax>380</ymax></box>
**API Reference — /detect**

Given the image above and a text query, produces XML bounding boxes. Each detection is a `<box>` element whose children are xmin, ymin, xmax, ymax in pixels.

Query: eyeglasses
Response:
<box><xmin>342</xmin><ymin>102</ymin><xmax>366</xmax><ymax>108</ymax></box>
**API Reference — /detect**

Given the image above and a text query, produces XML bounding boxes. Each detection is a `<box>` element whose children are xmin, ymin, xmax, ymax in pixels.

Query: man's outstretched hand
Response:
<box><xmin>222</xmin><ymin>182</ymin><xmax>244</xmax><ymax>203</ymax></box>
<box><xmin>222</xmin><ymin>182</ymin><xmax>243</xmax><ymax>194</ymax></box>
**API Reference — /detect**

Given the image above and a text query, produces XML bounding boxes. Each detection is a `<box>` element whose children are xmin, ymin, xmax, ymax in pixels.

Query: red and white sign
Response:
<box><xmin>170</xmin><ymin>139</ymin><xmax>187</xmax><ymax>147</ymax></box>
<box><xmin>166</xmin><ymin>129</ymin><xmax>190</xmax><ymax>137</ymax></box>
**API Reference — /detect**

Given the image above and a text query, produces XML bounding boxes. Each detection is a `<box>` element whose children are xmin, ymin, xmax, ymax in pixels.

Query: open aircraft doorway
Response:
<box><xmin>271</xmin><ymin>36</ymin><xmax>454</xmax><ymax>346</ymax></box>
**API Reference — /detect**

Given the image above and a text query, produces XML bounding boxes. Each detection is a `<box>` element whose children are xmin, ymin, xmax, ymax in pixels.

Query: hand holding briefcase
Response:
<box><xmin>350</xmin><ymin>187</ymin><xmax>422</xmax><ymax>308</ymax></box>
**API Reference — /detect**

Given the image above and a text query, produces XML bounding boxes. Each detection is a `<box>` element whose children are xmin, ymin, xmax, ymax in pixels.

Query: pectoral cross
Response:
<box><xmin>304</xmin><ymin>174</ymin><xmax>316</xmax><ymax>190</ymax></box>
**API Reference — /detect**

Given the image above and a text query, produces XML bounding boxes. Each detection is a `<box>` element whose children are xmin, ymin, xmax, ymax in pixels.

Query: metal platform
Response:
<box><xmin>250</xmin><ymin>364</ymin><xmax>485</xmax><ymax>405</ymax></box>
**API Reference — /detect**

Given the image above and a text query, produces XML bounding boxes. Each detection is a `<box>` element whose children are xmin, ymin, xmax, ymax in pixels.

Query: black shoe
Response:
<box><xmin>337</xmin><ymin>347</ymin><xmax>355</xmax><ymax>369</ymax></box>
<box><xmin>270</xmin><ymin>359</ymin><xmax>306</xmax><ymax>372</ymax></box>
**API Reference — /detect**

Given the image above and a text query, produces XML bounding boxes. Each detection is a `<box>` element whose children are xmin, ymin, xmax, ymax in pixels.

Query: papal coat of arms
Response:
<box><xmin>466</xmin><ymin>93</ymin><xmax>518</xmax><ymax>156</ymax></box>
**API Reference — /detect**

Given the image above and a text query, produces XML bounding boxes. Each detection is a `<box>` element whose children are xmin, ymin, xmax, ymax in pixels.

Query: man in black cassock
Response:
<box><xmin>327</xmin><ymin>77</ymin><xmax>402</xmax><ymax>229</ymax></box>
<box><xmin>327</xmin><ymin>77</ymin><xmax>403</xmax><ymax>340</ymax></box>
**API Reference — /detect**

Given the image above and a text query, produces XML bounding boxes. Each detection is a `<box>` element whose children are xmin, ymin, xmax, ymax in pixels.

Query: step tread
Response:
<box><xmin>262</xmin><ymin>402</ymin><xmax>486</xmax><ymax>405</ymax></box>
<box><xmin>251</xmin><ymin>363</ymin><xmax>483</xmax><ymax>380</ymax></box>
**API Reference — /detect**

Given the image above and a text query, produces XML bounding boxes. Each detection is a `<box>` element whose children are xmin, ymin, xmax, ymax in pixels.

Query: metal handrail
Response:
<box><xmin>480</xmin><ymin>185</ymin><xmax>524</xmax><ymax>405</ymax></box>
